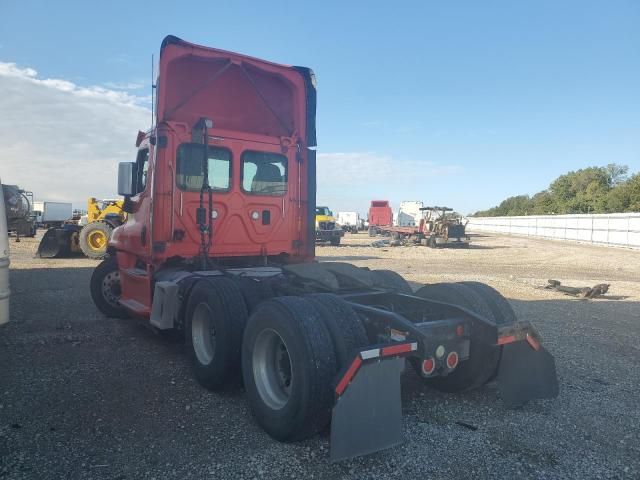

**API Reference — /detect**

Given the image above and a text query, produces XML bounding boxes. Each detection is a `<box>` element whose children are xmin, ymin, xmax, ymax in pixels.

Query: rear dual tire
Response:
<box><xmin>242</xmin><ymin>297</ymin><xmax>336</xmax><ymax>441</ymax></box>
<box><xmin>242</xmin><ymin>295</ymin><xmax>367</xmax><ymax>442</ymax></box>
<box><xmin>414</xmin><ymin>282</ymin><xmax>514</xmax><ymax>392</ymax></box>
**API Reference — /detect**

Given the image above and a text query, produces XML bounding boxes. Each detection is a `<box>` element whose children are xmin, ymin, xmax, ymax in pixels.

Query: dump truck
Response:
<box><xmin>0</xmin><ymin>182</ymin><xmax>9</xmax><ymax>326</ymax></box>
<box><xmin>368</xmin><ymin>200</ymin><xmax>393</xmax><ymax>236</ymax></box>
<box><xmin>37</xmin><ymin>198</ymin><xmax>126</xmax><ymax>259</ymax></box>
<box><xmin>315</xmin><ymin>206</ymin><xmax>344</xmax><ymax>245</ymax></box>
<box><xmin>90</xmin><ymin>36</ymin><xmax>558</xmax><ymax>462</ymax></box>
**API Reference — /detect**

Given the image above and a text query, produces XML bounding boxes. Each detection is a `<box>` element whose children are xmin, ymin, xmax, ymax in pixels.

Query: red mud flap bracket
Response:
<box><xmin>330</xmin><ymin>342</ymin><xmax>417</xmax><ymax>462</ymax></box>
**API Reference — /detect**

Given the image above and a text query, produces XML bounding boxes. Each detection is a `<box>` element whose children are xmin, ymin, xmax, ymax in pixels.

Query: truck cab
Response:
<box><xmin>108</xmin><ymin>36</ymin><xmax>317</xmax><ymax>315</ymax></box>
<box><xmin>315</xmin><ymin>206</ymin><xmax>344</xmax><ymax>245</ymax></box>
<box><xmin>89</xmin><ymin>36</ymin><xmax>558</xmax><ymax>462</ymax></box>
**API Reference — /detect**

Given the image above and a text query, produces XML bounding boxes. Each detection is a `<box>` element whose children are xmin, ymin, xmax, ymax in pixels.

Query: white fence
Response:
<box><xmin>467</xmin><ymin>213</ymin><xmax>640</xmax><ymax>249</ymax></box>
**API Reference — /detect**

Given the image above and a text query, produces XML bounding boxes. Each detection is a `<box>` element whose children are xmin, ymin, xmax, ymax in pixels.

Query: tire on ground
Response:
<box><xmin>414</xmin><ymin>282</ymin><xmax>500</xmax><ymax>392</ymax></box>
<box><xmin>330</xmin><ymin>236</ymin><xmax>341</xmax><ymax>246</ymax></box>
<box><xmin>370</xmin><ymin>269</ymin><xmax>413</xmax><ymax>294</ymax></box>
<box><xmin>304</xmin><ymin>293</ymin><xmax>368</xmax><ymax>369</ymax></box>
<box><xmin>79</xmin><ymin>221</ymin><xmax>113</xmax><ymax>259</ymax></box>
<box><xmin>90</xmin><ymin>256</ymin><xmax>128</xmax><ymax>318</ymax></box>
<box><xmin>242</xmin><ymin>297</ymin><xmax>336</xmax><ymax>442</ymax></box>
<box><xmin>185</xmin><ymin>277</ymin><xmax>248</xmax><ymax>390</ymax></box>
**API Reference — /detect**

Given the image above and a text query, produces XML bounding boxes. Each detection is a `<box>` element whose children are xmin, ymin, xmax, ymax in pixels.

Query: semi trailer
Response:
<box><xmin>376</xmin><ymin>206</ymin><xmax>470</xmax><ymax>248</ymax></box>
<box><xmin>90</xmin><ymin>36</ymin><xmax>558</xmax><ymax>462</ymax></box>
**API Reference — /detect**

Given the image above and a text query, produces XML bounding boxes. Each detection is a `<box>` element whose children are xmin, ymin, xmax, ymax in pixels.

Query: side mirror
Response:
<box><xmin>118</xmin><ymin>162</ymin><xmax>137</xmax><ymax>196</ymax></box>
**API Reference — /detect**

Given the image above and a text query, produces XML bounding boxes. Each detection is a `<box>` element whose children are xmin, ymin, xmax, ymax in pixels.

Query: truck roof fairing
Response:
<box><xmin>157</xmin><ymin>35</ymin><xmax>316</xmax><ymax>147</ymax></box>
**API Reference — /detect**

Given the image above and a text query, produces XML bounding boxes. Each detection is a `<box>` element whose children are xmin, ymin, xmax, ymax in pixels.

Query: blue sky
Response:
<box><xmin>1</xmin><ymin>0</ymin><xmax>638</xmax><ymax>214</ymax></box>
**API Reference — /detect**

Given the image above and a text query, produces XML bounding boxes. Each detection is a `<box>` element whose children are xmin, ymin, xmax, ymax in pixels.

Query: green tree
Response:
<box><xmin>607</xmin><ymin>173</ymin><xmax>640</xmax><ymax>212</ymax></box>
<box><xmin>474</xmin><ymin>163</ymin><xmax>634</xmax><ymax>216</ymax></box>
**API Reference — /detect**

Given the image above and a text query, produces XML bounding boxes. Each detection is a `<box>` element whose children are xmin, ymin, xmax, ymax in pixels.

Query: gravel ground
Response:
<box><xmin>1</xmin><ymin>232</ymin><xmax>639</xmax><ymax>479</ymax></box>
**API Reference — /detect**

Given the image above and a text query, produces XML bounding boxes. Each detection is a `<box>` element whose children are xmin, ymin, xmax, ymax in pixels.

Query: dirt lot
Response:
<box><xmin>1</xmin><ymin>233</ymin><xmax>639</xmax><ymax>479</ymax></box>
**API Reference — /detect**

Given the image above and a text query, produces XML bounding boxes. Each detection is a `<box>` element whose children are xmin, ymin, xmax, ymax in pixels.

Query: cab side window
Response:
<box><xmin>136</xmin><ymin>148</ymin><xmax>150</xmax><ymax>194</ymax></box>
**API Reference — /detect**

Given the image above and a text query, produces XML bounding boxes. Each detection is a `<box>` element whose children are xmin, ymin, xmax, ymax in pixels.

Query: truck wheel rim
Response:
<box><xmin>101</xmin><ymin>271</ymin><xmax>121</xmax><ymax>308</ymax></box>
<box><xmin>192</xmin><ymin>303</ymin><xmax>215</xmax><ymax>365</ymax></box>
<box><xmin>88</xmin><ymin>230</ymin><xmax>107</xmax><ymax>250</ymax></box>
<box><xmin>253</xmin><ymin>328</ymin><xmax>292</xmax><ymax>410</ymax></box>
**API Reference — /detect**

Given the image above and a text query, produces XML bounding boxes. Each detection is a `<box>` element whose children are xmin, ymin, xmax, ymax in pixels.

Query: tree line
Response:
<box><xmin>473</xmin><ymin>164</ymin><xmax>640</xmax><ymax>216</ymax></box>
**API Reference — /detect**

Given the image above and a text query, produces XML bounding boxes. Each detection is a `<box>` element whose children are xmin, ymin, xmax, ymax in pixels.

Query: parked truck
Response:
<box><xmin>315</xmin><ymin>206</ymin><xmax>344</xmax><ymax>245</ymax></box>
<box><xmin>89</xmin><ymin>36</ymin><xmax>558</xmax><ymax>462</ymax></box>
<box><xmin>397</xmin><ymin>200</ymin><xmax>424</xmax><ymax>227</ymax></box>
<box><xmin>33</xmin><ymin>201</ymin><xmax>73</xmax><ymax>228</ymax></box>
<box><xmin>0</xmin><ymin>182</ymin><xmax>9</xmax><ymax>325</ymax></box>
<box><xmin>368</xmin><ymin>200</ymin><xmax>393</xmax><ymax>236</ymax></box>
<box><xmin>336</xmin><ymin>211</ymin><xmax>360</xmax><ymax>233</ymax></box>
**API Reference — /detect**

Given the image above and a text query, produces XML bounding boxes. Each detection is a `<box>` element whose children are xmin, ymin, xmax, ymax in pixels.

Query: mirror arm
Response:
<box><xmin>122</xmin><ymin>196</ymin><xmax>134</xmax><ymax>214</ymax></box>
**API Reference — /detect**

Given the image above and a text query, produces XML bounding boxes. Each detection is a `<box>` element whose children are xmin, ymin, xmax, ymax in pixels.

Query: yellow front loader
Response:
<box><xmin>37</xmin><ymin>198</ymin><xmax>126</xmax><ymax>259</ymax></box>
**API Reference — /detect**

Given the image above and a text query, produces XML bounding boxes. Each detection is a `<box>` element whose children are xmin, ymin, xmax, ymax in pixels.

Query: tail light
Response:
<box><xmin>421</xmin><ymin>358</ymin><xmax>435</xmax><ymax>376</ymax></box>
<box><xmin>446</xmin><ymin>351</ymin><xmax>459</xmax><ymax>369</ymax></box>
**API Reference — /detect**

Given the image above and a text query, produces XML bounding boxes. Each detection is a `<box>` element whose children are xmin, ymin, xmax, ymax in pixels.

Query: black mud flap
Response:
<box><xmin>497</xmin><ymin>341</ymin><xmax>559</xmax><ymax>408</ymax></box>
<box><xmin>330</xmin><ymin>356</ymin><xmax>405</xmax><ymax>462</ymax></box>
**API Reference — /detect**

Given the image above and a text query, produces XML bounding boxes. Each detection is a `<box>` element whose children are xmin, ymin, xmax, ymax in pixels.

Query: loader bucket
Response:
<box><xmin>497</xmin><ymin>341</ymin><xmax>559</xmax><ymax>408</ymax></box>
<box><xmin>36</xmin><ymin>226</ymin><xmax>81</xmax><ymax>258</ymax></box>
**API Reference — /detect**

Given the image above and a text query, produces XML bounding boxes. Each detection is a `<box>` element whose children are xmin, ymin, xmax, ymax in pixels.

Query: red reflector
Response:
<box><xmin>497</xmin><ymin>335</ymin><xmax>517</xmax><ymax>346</ymax></box>
<box><xmin>421</xmin><ymin>358</ymin><xmax>435</xmax><ymax>375</ymax></box>
<box><xmin>456</xmin><ymin>325</ymin><xmax>464</xmax><ymax>336</ymax></box>
<box><xmin>335</xmin><ymin>356</ymin><xmax>362</xmax><ymax>396</ymax></box>
<box><xmin>526</xmin><ymin>333</ymin><xmax>541</xmax><ymax>351</ymax></box>
<box><xmin>381</xmin><ymin>343</ymin><xmax>413</xmax><ymax>357</ymax></box>
<box><xmin>446</xmin><ymin>351</ymin><xmax>459</xmax><ymax>369</ymax></box>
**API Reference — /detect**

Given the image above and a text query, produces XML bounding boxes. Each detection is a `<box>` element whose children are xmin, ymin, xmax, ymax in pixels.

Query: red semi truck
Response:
<box><xmin>367</xmin><ymin>200</ymin><xmax>393</xmax><ymax>236</ymax></box>
<box><xmin>90</xmin><ymin>36</ymin><xmax>558</xmax><ymax>461</ymax></box>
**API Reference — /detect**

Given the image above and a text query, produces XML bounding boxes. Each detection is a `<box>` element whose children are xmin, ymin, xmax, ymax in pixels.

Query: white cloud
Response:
<box><xmin>316</xmin><ymin>152</ymin><xmax>463</xmax><ymax>213</ymax></box>
<box><xmin>103</xmin><ymin>81</ymin><xmax>146</xmax><ymax>91</ymax></box>
<box><xmin>0</xmin><ymin>61</ymin><xmax>463</xmax><ymax>214</ymax></box>
<box><xmin>0</xmin><ymin>62</ymin><xmax>151</xmax><ymax>207</ymax></box>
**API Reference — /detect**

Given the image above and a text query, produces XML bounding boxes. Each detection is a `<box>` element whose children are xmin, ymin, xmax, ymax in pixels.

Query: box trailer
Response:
<box><xmin>336</xmin><ymin>211</ymin><xmax>360</xmax><ymax>233</ymax></box>
<box><xmin>33</xmin><ymin>201</ymin><xmax>72</xmax><ymax>228</ymax></box>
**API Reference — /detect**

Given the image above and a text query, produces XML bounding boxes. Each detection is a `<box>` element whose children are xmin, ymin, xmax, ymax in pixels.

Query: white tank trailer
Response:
<box><xmin>0</xmin><ymin>183</ymin><xmax>10</xmax><ymax>325</ymax></box>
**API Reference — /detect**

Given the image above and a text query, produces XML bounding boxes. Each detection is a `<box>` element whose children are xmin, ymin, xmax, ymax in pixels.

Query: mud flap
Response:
<box><xmin>330</xmin><ymin>355</ymin><xmax>406</xmax><ymax>462</ymax></box>
<box><xmin>497</xmin><ymin>341</ymin><xmax>559</xmax><ymax>408</ymax></box>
